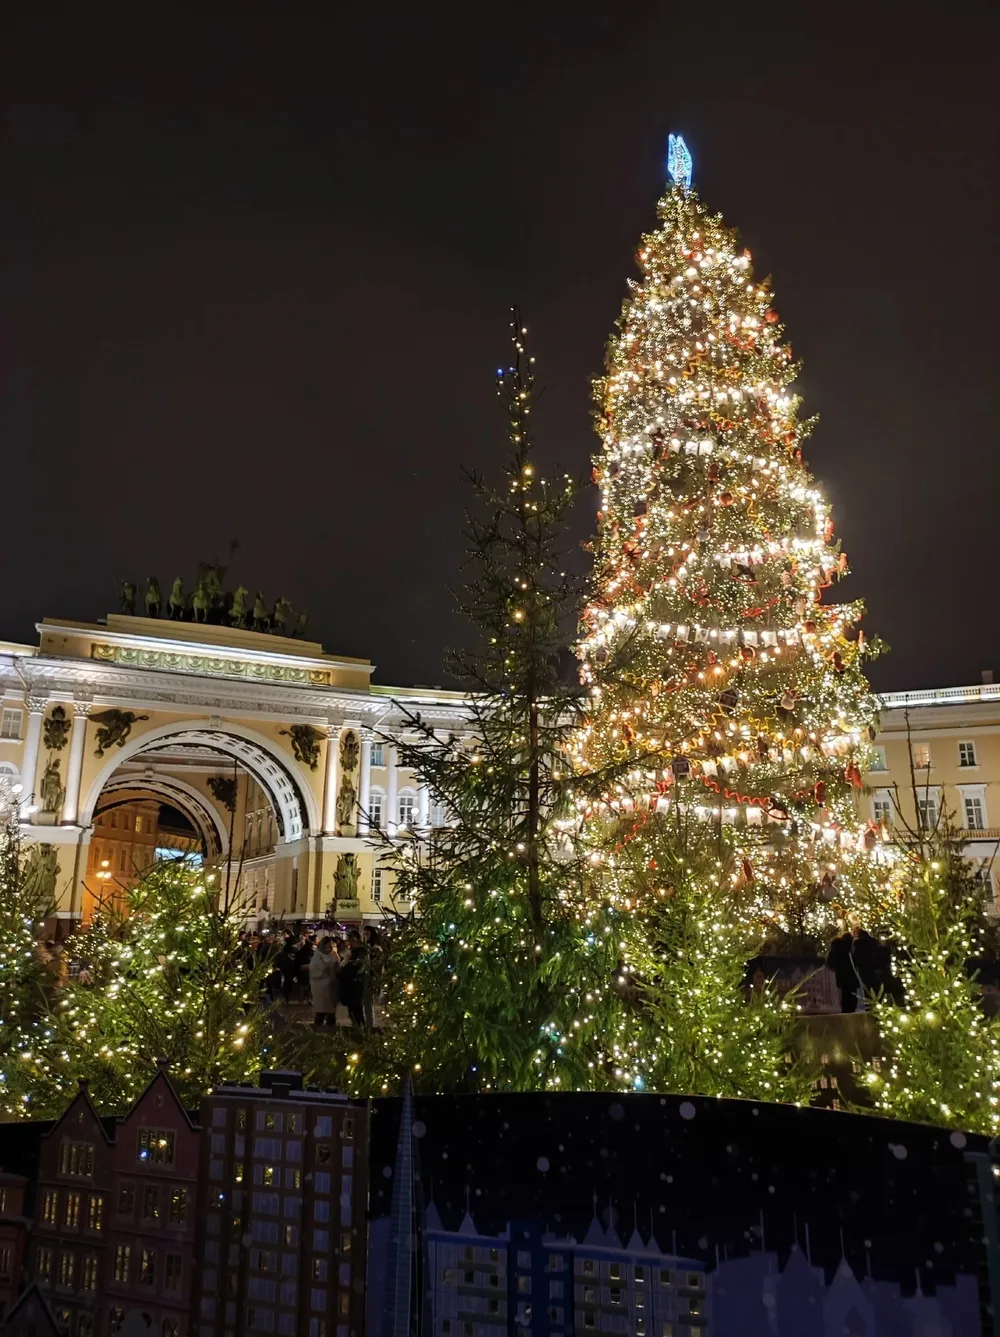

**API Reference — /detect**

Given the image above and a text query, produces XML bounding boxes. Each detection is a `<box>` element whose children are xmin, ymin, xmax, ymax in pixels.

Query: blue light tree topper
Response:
<box><xmin>667</xmin><ymin>133</ymin><xmax>693</xmax><ymax>189</ymax></box>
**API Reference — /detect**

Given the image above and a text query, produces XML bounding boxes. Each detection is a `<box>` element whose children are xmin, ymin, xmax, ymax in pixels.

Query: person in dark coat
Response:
<box><xmin>277</xmin><ymin>934</ymin><xmax>299</xmax><ymax>1003</ymax></box>
<box><xmin>826</xmin><ymin>929</ymin><xmax>858</xmax><ymax>1012</ymax></box>
<box><xmin>339</xmin><ymin>931</ymin><xmax>368</xmax><ymax>1027</ymax></box>
<box><xmin>851</xmin><ymin>925</ymin><xmax>886</xmax><ymax>998</ymax></box>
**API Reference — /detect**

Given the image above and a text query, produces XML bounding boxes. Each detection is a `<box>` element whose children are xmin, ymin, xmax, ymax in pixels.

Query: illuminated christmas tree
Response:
<box><xmin>0</xmin><ymin>784</ymin><xmax>63</xmax><ymax>1118</ymax></box>
<box><xmin>48</xmin><ymin>860</ymin><xmax>272</xmax><ymax>1112</ymax></box>
<box><xmin>574</xmin><ymin>136</ymin><xmax>884</xmax><ymax>950</ymax></box>
<box><xmin>866</xmin><ymin>825</ymin><xmax>1000</xmax><ymax>1134</ymax></box>
<box><xmin>346</xmin><ymin>312</ymin><xmax>622</xmax><ymax>1096</ymax></box>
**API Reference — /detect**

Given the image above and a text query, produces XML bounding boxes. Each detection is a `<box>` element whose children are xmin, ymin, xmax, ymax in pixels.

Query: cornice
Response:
<box><xmin>0</xmin><ymin>652</ymin><xmax>472</xmax><ymax>728</ymax></box>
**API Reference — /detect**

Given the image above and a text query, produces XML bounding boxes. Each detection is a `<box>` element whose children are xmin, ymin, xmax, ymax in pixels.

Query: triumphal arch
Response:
<box><xmin>0</xmin><ymin>611</ymin><xmax>465</xmax><ymax>931</ymax></box>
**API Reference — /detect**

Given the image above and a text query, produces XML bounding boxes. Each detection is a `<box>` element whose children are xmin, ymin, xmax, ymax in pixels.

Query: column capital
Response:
<box><xmin>325</xmin><ymin>722</ymin><xmax>340</xmax><ymax>740</ymax></box>
<box><xmin>26</xmin><ymin>695</ymin><xmax>48</xmax><ymax>714</ymax></box>
<box><xmin>72</xmin><ymin>699</ymin><xmax>94</xmax><ymax>718</ymax></box>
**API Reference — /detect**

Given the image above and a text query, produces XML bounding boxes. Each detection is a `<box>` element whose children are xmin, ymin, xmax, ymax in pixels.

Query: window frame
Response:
<box><xmin>959</xmin><ymin>740</ymin><xmax>978</xmax><ymax>768</ymax></box>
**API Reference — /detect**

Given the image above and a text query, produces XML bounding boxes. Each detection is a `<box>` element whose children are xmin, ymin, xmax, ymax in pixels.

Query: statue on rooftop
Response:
<box><xmin>168</xmin><ymin>576</ymin><xmax>185</xmax><ymax>620</ymax></box>
<box><xmin>119</xmin><ymin>580</ymin><xmax>137</xmax><ymax>615</ymax></box>
<box><xmin>189</xmin><ymin>579</ymin><xmax>210</xmax><ymax>623</ymax></box>
<box><xmin>252</xmin><ymin>592</ymin><xmax>270</xmax><ymax>633</ymax></box>
<box><xmin>145</xmin><ymin>576</ymin><xmax>161</xmax><ymax>619</ymax></box>
<box><xmin>230</xmin><ymin>586</ymin><xmax>249</xmax><ymax>628</ymax></box>
<box><xmin>272</xmin><ymin>597</ymin><xmax>294</xmax><ymax>636</ymax></box>
<box><xmin>294</xmin><ymin>609</ymin><xmax>309</xmax><ymax>638</ymax></box>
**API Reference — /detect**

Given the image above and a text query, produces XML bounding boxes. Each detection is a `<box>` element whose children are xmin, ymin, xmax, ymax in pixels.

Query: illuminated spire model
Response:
<box><xmin>574</xmin><ymin>136</ymin><xmax>884</xmax><ymax>942</ymax></box>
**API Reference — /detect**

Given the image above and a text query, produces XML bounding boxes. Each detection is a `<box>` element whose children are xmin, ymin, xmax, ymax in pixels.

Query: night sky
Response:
<box><xmin>2</xmin><ymin>7</ymin><xmax>997</xmax><ymax>692</ymax></box>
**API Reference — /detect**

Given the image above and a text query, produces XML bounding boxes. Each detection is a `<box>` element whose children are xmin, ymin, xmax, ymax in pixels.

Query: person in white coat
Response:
<box><xmin>309</xmin><ymin>937</ymin><xmax>340</xmax><ymax>1027</ymax></box>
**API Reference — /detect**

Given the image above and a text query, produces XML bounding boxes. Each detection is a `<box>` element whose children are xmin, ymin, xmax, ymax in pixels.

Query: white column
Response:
<box><xmin>19</xmin><ymin>696</ymin><xmax>47</xmax><ymax>819</ymax></box>
<box><xmin>60</xmin><ymin>701</ymin><xmax>92</xmax><ymax>826</ymax></box>
<box><xmin>357</xmin><ymin>729</ymin><xmax>373</xmax><ymax>835</ymax></box>
<box><xmin>385</xmin><ymin>741</ymin><xmax>399</xmax><ymax>837</ymax></box>
<box><xmin>417</xmin><ymin>779</ymin><xmax>430</xmax><ymax>830</ymax></box>
<box><xmin>322</xmin><ymin>724</ymin><xmax>340</xmax><ymax>836</ymax></box>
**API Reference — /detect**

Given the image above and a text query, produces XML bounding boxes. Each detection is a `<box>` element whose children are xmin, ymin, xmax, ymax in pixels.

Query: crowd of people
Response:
<box><xmin>240</xmin><ymin>924</ymin><xmax>386</xmax><ymax>1029</ymax></box>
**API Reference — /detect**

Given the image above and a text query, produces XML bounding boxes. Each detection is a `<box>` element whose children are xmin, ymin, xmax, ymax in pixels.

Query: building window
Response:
<box><xmin>0</xmin><ymin>708</ymin><xmax>22</xmax><ymax>739</ymax></box>
<box><xmin>912</xmin><ymin>743</ymin><xmax>931</xmax><ymax>770</ymax></box>
<box><xmin>59</xmin><ymin>1141</ymin><xmax>95</xmax><ymax>1179</ymax></box>
<box><xmin>114</xmin><ymin>1244</ymin><xmax>131</xmax><ymax>1283</ymax></box>
<box><xmin>138</xmin><ymin>1128</ymin><xmax>175</xmax><ymax>1165</ymax></box>
<box><xmin>81</xmin><ymin>1254</ymin><xmax>98</xmax><ymax>1291</ymax></box>
<box><xmin>339</xmin><ymin>1231</ymin><xmax>352</xmax><ymax>1254</ymax></box>
<box><xmin>0</xmin><ymin>1246</ymin><xmax>10</xmax><ymax>1279</ymax></box>
<box><xmin>42</xmin><ymin>1190</ymin><xmax>58</xmax><ymax>1224</ymax></box>
<box><xmin>87</xmin><ymin>1195</ymin><xmax>104</xmax><ymax>1231</ymax></box>
<box><xmin>140</xmin><ymin>1248</ymin><xmax>156</xmax><ymax>1285</ymax></box>
<box><xmin>371</xmin><ymin>743</ymin><xmax>384</xmax><ymax>767</ymax></box>
<box><xmin>367</xmin><ymin>788</ymin><xmax>384</xmax><ymax>829</ymax></box>
<box><xmin>169</xmin><ymin>1186</ymin><xmax>188</xmax><ymax>1224</ymax></box>
<box><xmin>143</xmin><ymin>1186</ymin><xmax>160</xmax><ymax>1220</ymax></box>
<box><xmin>962</xmin><ymin>791</ymin><xmax>983</xmax><ymax>823</ymax></box>
<box><xmin>872</xmin><ymin>791</ymin><xmax>893</xmax><ymax>827</ymax></box>
<box><xmin>287</xmin><ymin>1113</ymin><xmax>301</xmax><ymax>1134</ymax></box>
<box><xmin>869</xmin><ymin>745</ymin><xmax>887</xmax><ymax>771</ymax></box>
<box><xmin>64</xmin><ymin>1193</ymin><xmax>81</xmax><ymax>1228</ymax></box>
<box><xmin>165</xmin><ymin>1253</ymin><xmax>182</xmax><ymax>1290</ymax></box>
<box><xmin>959</xmin><ymin>741</ymin><xmax>978</xmax><ymax>768</ymax></box>
<box><xmin>397</xmin><ymin>789</ymin><xmax>417</xmax><ymax>828</ymax></box>
<box><xmin>37</xmin><ymin>1246</ymin><xmax>52</xmax><ymax>1281</ymax></box>
<box><xmin>342</xmin><ymin>1117</ymin><xmax>354</xmax><ymax>1140</ymax></box>
<box><xmin>917</xmin><ymin>792</ymin><xmax>939</xmax><ymax>831</ymax></box>
<box><xmin>58</xmin><ymin>1251</ymin><xmax>75</xmax><ymax>1287</ymax></box>
<box><xmin>372</xmin><ymin>867</ymin><xmax>384</xmax><ymax>903</ymax></box>
<box><xmin>117</xmin><ymin>1183</ymin><xmax>135</xmax><ymax>1216</ymax></box>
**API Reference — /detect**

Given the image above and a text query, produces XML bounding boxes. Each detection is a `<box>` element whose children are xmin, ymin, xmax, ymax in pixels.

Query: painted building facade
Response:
<box><xmin>871</xmin><ymin>680</ymin><xmax>1000</xmax><ymax>909</ymax></box>
<box><xmin>0</xmin><ymin>615</ymin><xmax>466</xmax><ymax>930</ymax></box>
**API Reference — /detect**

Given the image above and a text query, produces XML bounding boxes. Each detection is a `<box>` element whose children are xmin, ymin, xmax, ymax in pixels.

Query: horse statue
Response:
<box><xmin>119</xmin><ymin>580</ymin><xmax>137</xmax><ymax>615</ymax></box>
<box><xmin>252</xmin><ymin>592</ymin><xmax>270</xmax><ymax>633</ymax></box>
<box><xmin>189</xmin><ymin>580</ymin><xmax>210</xmax><ymax>624</ymax></box>
<box><xmin>272</xmin><ymin>597</ymin><xmax>294</xmax><ymax>636</ymax></box>
<box><xmin>145</xmin><ymin>576</ymin><xmax>161</xmax><ymax>618</ymax></box>
<box><xmin>168</xmin><ymin>576</ymin><xmax>185</xmax><ymax>620</ymax></box>
<box><xmin>230</xmin><ymin>586</ymin><xmax>249</xmax><ymax>628</ymax></box>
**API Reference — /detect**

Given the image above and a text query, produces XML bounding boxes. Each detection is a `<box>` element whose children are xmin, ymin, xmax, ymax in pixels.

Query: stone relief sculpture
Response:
<box><xmin>279</xmin><ymin>723</ymin><xmax>323</xmax><ymax>771</ymax></box>
<box><xmin>42</xmin><ymin>705</ymin><xmax>71</xmax><ymax>752</ymax></box>
<box><xmin>21</xmin><ymin>843</ymin><xmax>59</xmax><ymax>910</ymax></box>
<box><xmin>40</xmin><ymin>758</ymin><xmax>65</xmax><ymax>814</ymax></box>
<box><xmin>91</xmin><ymin>709</ymin><xmax>150</xmax><ymax>758</ymax></box>
<box><xmin>334</xmin><ymin>852</ymin><xmax>360</xmax><ymax>903</ymax></box>
<box><xmin>339</xmin><ymin>729</ymin><xmax>359</xmax><ymax>775</ymax></box>
<box><xmin>336</xmin><ymin>775</ymin><xmax>357</xmax><ymax>833</ymax></box>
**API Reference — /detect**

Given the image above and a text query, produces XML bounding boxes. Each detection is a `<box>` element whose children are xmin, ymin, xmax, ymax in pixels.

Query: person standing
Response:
<box><xmin>309</xmin><ymin>937</ymin><xmax>339</xmax><ymax>1027</ymax></box>
<box><xmin>826</xmin><ymin>928</ymin><xmax>858</xmax><ymax>1013</ymax></box>
<box><xmin>339</xmin><ymin>930</ymin><xmax>368</xmax><ymax>1027</ymax></box>
<box><xmin>277</xmin><ymin>933</ymin><xmax>299</xmax><ymax>1003</ymax></box>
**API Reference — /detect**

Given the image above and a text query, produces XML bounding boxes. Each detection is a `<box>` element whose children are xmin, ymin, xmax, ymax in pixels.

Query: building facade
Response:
<box><xmin>872</xmin><ymin>680</ymin><xmax>1000</xmax><ymax>909</ymax></box>
<box><xmin>0</xmin><ymin>614</ymin><xmax>467</xmax><ymax>930</ymax></box>
<box><xmin>193</xmin><ymin>1071</ymin><xmax>368</xmax><ymax>1337</ymax></box>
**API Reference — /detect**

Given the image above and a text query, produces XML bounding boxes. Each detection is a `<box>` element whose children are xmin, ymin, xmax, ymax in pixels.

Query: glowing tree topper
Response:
<box><xmin>574</xmin><ymin>135</ymin><xmax>884</xmax><ymax>943</ymax></box>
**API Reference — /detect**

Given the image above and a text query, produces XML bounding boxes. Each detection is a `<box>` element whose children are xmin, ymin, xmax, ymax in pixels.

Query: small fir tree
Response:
<box><xmin>865</xmin><ymin>821</ymin><xmax>1000</xmax><ymax>1133</ymax></box>
<box><xmin>48</xmin><ymin>859</ymin><xmax>272</xmax><ymax>1113</ymax></box>
<box><xmin>0</xmin><ymin>785</ymin><xmax>63</xmax><ymax>1118</ymax></box>
<box><xmin>348</xmin><ymin>312</ymin><xmax>622</xmax><ymax>1095</ymax></box>
<box><xmin>606</xmin><ymin>818</ymin><xmax>814</xmax><ymax>1102</ymax></box>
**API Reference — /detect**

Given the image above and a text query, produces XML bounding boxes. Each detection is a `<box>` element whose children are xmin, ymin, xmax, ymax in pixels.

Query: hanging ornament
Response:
<box><xmin>831</xmin><ymin>651</ymin><xmax>845</xmax><ymax>674</ymax></box>
<box><xmin>718</xmin><ymin>688</ymin><xmax>739</xmax><ymax>711</ymax></box>
<box><xmin>844</xmin><ymin>762</ymin><xmax>862</xmax><ymax>789</ymax></box>
<box><xmin>671</xmin><ymin>756</ymin><xmax>691</xmax><ymax>779</ymax></box>
<box><xmin>707</xmin><ymin>460</ymin><xmax>720</xmax><ymax>483</ymax></box>
<box><xmin>740</xmin><ymin>645</ymin><xmax>756</xmax><ymax>662</ymax></box>
<box><xmin>813</xmin><ymin>780</ymin><xmax>827</xmax><ymax>805</ymax></box>
<box><xmin>719</xmin><ymin>491</ymin><xmax>734</xmax><ymax>507</ymax></box>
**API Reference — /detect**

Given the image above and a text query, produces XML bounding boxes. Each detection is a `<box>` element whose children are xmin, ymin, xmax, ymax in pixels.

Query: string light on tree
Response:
<box><xmin>574</xmin><ymin>133</ymin><xmax>888</xmax><ymax>962</ymax></box>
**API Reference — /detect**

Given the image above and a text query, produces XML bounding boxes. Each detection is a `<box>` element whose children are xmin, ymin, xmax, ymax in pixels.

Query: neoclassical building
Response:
<box><xmin>0</xmin><ymin>613</ymin><xmax>466</xmax><ymax>931</ymax></box>
<box><xmin>5</xmin><ymin>611</ymin><xmax>1000</xmax><ymax>933</ymax></box>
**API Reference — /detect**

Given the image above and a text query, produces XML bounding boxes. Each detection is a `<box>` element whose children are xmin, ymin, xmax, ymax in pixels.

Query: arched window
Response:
<box><xmin>0</xmin><ymin>762</ymin><xmax>20</xmax><ymax>790</ymax></box>
<box><xmin>397</xmin><ymin>789</ymin><xmax>417</xmax><ymax>829</ymax></box>
<box><xmin>367</xmin><ymin>787</ymin><xmax>385</xmax><ymax>830</ymax></box>
<box><xmin>430</xmin><ymin>800</ymin><xmax>451</xmax><ymax>828</ymax></box>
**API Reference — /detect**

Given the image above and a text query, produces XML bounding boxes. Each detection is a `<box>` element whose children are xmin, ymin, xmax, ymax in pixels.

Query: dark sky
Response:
<box><xmin>1</xmin><ymin>6</ymin><xmax>997</xmax><ymax>691</ymax></box>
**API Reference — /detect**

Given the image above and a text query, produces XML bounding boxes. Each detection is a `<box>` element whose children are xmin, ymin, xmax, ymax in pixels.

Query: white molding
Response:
<box><xmin>880</xmin><ymin>683</ymin><xmax>1000</xmax><ymax>709</ymax></box>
